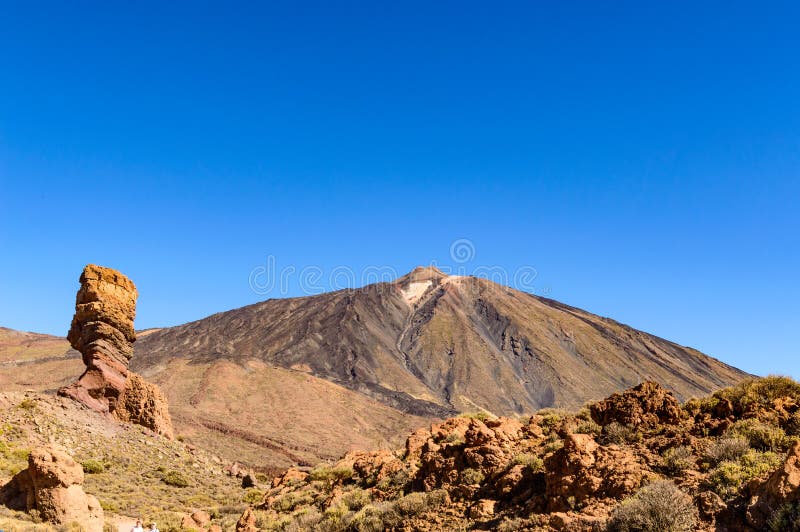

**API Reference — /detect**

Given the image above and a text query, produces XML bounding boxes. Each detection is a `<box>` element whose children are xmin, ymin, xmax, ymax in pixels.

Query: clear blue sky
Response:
<box><xmin>1</xmin><ymin>2</ymin><xmax>798</xmax><ymax>379</ymax></box>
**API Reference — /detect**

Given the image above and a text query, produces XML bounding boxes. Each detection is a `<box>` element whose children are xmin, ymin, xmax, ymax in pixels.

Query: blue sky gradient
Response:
<box><xmin>1</xmin><ymin>2</ymin><xmax>798</xmax><ymax>378</ymax></box>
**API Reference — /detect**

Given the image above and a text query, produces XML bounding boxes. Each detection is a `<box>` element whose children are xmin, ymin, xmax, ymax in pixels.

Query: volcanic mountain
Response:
<box><xmin>131</xmin><ymin>267</ymin><xmax>744</xmax><ymax>461</ymax></box>
<box><xmin>135</xmin><ymin>266</ymin><xmax>745</xmax><ymax>412</ymax></box>
<box><xmin>1</xmin><ymin>266</ymin><xmax>747</xmax><ymax>469</ymax></box>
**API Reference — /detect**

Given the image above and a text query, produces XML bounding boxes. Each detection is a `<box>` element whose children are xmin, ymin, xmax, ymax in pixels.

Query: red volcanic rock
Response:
<box><xmin>590</xmin><ymin>381</ymin><xmax>684</xmax><ymax>428</ymax></box>
<box><xmin>747</xmin><ymin>440</ymin><xmax>800</xmax><ymax>527</ymax></box>
<box><xmin>544</xmin><ymin>432</ymin><xmax>648</xmax><ymax>511</ymax></box>
<box><xmin>0</xmin><ymin>446</ymin><xmax>103</xmax><ymax>532</ymax></box>
<box><xmin>59</xmin><ymin>265</ymin><xmax>173</xmax><ymax>438</ymax></box>
<box><xmin>236</xmin><ymin>507</ymin><xmax>258</xmax><ymax>532</ymax></box>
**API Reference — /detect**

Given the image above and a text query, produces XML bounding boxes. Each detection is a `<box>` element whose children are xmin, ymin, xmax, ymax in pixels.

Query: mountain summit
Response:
<box><xmin>133</xmin><ymin>266</ymin><xmax>745</xmax><ymax>418</ymax></box>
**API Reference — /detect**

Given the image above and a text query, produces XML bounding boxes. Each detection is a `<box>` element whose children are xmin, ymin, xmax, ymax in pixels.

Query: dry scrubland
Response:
<box><xmin>4</xmin><ymin>377</ymin><xmax>800</xmax><ymax>530</ymax></box>
<box><xmin>236</xmin><ymin>376</ymin><xmax>800</xmax><ymax>531</ymax></box>
<box><xmin>0</xmin><ymin>392</ymin><xmax>247</xmax><ymax>531</ymax></box>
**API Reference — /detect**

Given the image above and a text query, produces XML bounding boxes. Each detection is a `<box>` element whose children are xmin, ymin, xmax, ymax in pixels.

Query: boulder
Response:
<box><xmin>58</xmin><ymin>264</ymin><xmax>174</xmax><ymax>438</ymax></box>
<box><xmin>746</xmin><ymin>440</ymin><xmax>800</xmax><ymax>527</ymax></box>
<box><xmin>545</xmin><ymin>433</ymin><xmax>648</xmax><ymax>511</ymax></box>
<box><xmin>236</xmin><ymin>507</ymin><xmax>257</xmax><ymax>532</ymax></box>
<box><xmin>242</xmin><ymin>471</ymin><xmax>257</xmax><ymax>489</ymax></box>
<box><xmin>469</xmin><ymin>498</ymin><xmax>496</xmax><ymax>518</ymax></box>
<box><xmin>0</xmin><ymin>446</ymin><xmax>103</xmax><ymax>532</ymax></box>
<box><xmin>191</xmin><ymin>509</ymin><xmax>211</xmax><ymax>526</ymax></box>
<box><xmin>590</xmin><ymin>381</ymin><xmax>684</xmax><ymax>428</ymax></box>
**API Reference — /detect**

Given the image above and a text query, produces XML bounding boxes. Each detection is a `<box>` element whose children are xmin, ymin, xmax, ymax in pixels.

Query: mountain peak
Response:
<box><xmin>396</xmin><ymin>265</ymin><xmax>448</xmax><ymax>286</ymax></box>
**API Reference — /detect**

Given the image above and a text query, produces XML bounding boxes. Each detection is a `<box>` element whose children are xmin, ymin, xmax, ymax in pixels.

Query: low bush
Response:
<box><xmin>271</xmin><ymin>491</ymin><xmax>313</xmax><ymax>512</ymax></box>
<box><xmin>714</xmin><ymin>376</ymin><xmax>800</xmax><ymax>413</ymax></box>
<box><xmin>309</xmin><ymin>465</ymin><xmax>354</xmax><ymax>484</ymax></box>
<box><xmin>81</xmin><ymin>459</ymin><xmax>105</xmax><ymax>474</ymax></box>
<box><xmin>707</xmin><ymin>450</ymin><xmax>781</xmax><ymax>499</ymax></box>
<box><xmin>575</xmin><ymin>419</ymin><xmax>602</xmax><ymax>436</ymax></box>
<box><xmin>512</xmin><ymin>453</ymin><xmax>544</xmax><ymax>473</ymax></box>
<box><xmin>704</xmin><ymin>437</ymin><xmax>750</xmax><ymax>466</ymax></box>
<box><xmin>341</xmin><ymin>488</ymin><xmax>371</xmax><ymax>511</ymax></box>
<box><xmin>242</xmin><ymin>488</ymin><xmax>264</xmax><ymax>504</ymax></box>
<box><xmin>350</xmin><ymin>502</ymin><xmax>402</xmax><ymax>532</ymax></box>
<box><xmin>161</xmin><ymin>470</ymin><xmax>189</xmax><ymax>488</ymax></box>
<box><xmin>374</xmin><ymin>468</ymin><xmax>411</xmax><ymax>493</ymax></box>
<box><xmin>442</xmin><ymin>432</ymin><xmax>465</xmax><ymax>445</ymax></box>
<box><xmin>460</xmin><ymin>468</ymin><xmax>485</xmax><ymax>485</ymax></box>
<box><xmin>661</xmin><ymin>446</ymin><xmax>694</xmax><ymax>474</ymax></box>
<box><xmin>607</xmin><ymin>480</ymin><xmax>697</xmax><ymax>532</ymax></box>
<box><xmin>601</xmin><ymin>422</ymin><xmax>641</xmax><ymax>445</ymax></box>
<box><xmin>18</xmin><ymin>399</ymin><xmax>37</xmax><ymax>411</ymax></box>
<box><xmin>726</xmin><ymin>419</ymin><xmax>789</xmax><ymax>452</ymax></box>
<box><xmin>395</xmin><ymin>492</ymin><xmax>428</xmax><ymax>516</ymax></box>
<box><xmin>459</xmin><ymin>411</ymin><xmax>493</xmax><ymax>422</ymax></box>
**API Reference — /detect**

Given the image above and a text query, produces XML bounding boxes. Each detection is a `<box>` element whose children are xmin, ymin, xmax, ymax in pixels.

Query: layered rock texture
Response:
<box><xmin>58</xmin><ymin>264</ymin><xmax>173</xmax><ymax>438</ymax></box>
<box><xmin>236</xmin><ymin>377</ymin><xmax>800</xmax><ymax>531</ymax></box>
<box><xmin>0</xmin><ymin>446</ymin><xmax>103</xmax><ymax>532</ymax></box>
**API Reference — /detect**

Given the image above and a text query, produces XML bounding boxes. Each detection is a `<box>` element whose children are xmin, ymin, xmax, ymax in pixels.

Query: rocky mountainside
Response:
<box><xmin>234</xmin><ymin>376</ymin><xmax>800</xmax><ymax>532</ymax></box>
<box><xmin>135</xmin><ymin>266</ymin><xmax>746</xmax><ymax>416</ymax></box>
<box><xmin>0</xmin><ymin>327</ymin><xmax>79</xmax><ymax>392</ymax></box>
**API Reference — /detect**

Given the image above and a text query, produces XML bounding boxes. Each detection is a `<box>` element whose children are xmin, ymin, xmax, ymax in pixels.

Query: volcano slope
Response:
<box><xmin>126</xmin><ymin>266</ymin><xmax>746</xmax><ymax>469</ymax></box>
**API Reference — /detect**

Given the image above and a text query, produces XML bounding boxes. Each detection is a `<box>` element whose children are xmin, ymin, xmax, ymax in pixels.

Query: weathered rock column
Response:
<box><xmin>59</xmin><ymin>264</ymin><xmax>174</xmax><ymax>438</ymax></box>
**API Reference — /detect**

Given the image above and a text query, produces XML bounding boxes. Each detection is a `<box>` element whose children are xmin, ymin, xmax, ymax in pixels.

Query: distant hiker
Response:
<box><xmin>131</xmin><ymin>519</ymin><xmax>144</xmax><ymax>532</ymax></box>
<box><xmin>149</xmin><ymin>523</ymin><xmax>160</xmax><ymax>532</ymax></box>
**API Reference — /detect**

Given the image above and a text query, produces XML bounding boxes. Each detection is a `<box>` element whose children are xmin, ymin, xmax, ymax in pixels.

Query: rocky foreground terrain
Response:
<box><xmin>0</xmin><ymin>391</ymin><xmax>245</xmax><ymax>531</ymax></box>
<box><xmin>4</xmin><ymin>376</ymin><xmax>800</xmax><ymax>531</ymax></box>
<box><xmin>232</xmin><ymin>376</ymin><xmax>800</xmax><ymax>531</ymax></box>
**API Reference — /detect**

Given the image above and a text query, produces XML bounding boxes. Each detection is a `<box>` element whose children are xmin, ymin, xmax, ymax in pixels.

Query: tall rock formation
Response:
<box><xmin>59</xmin><ymin>264</ymin><xmax>173</xmax><ymax>438</ymax></box>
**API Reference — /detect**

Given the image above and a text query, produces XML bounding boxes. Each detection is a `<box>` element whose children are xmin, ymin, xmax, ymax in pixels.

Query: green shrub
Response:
<box><xmin>309</xmin><ymin>465</ymin><xmax>354</xmax><ymax>483</ymax></box>
<box><xmin>704</xmin><ymin>437</ymin><xmax>750</xmax><ymax>466</ymax></box>
<box><xmin>374</xmin><ymin>468</ymin><xmax>411</xmax><ymax>493</ymax></box>
<box><xmin>707</xmin><ymin>450</ymin><xmax>782</xmax><ymax>499</ymax></box>
<box><xmin>607</xmin><ymin>480</ymin><xmax>697</xmax><ymax>532</ymax></box>
<box><xmin>460</xmin><ymin>468</ymin><xmax>484</xmax><ymax>485</ymax></box>
<box><xmin>271</xmin><ymin>491</ymin><xmax>314</xmax><ymax>512</ymax></box>
<box><xmin>726</xmin><ymin>419</ymin><xmax>789</xmax><ymax>451</ymax></box>
<box><xmin>459</xmin><ymin>411</ymin><xmax>493</xmax><ymax>422</ymax></box>
<box><xmin>242</xmin><ymin>488</ymin><xmax>264</xmax><ymax>504</ymax></box>
<box><xmin>350</xmin><ymin>502</ymin><xmax>401</xmax><ymax>532</ymax></box>
<box><xmin>575</xmin><ymin>419</ymin><xmax>602</xmax><ymax>436</ymax></box>
<box><xmin>543</xmin><ymin>439</ymin><xmax>564</xmax><ymax>454</ymax></box>
<box><xmin>601</xmin><ymin>422</ymin><xmax>641</xmax><ymax>445</ymax></box>
<box><xmin>540</xmin><ymin>414</ymin><xmax>563</xmax><ymax>430</ymax></box>
<box><xmin>18</xmin><ymin>398</ymin><xmax>37</xmax><ymax>410</ymax></box>
<box><xmin>341</xmin><ymin>488</ymin><xmax>371</xmax><ymax>511</ymax></box>
<box><xmin>161</xmin><ymin>470</ymin><xmax>189</xmax><ymax>488</ymax></box>
<box><xmin>425</xmin><ymin>488</ymin><xmax>449</xmax><ymax>507</ymax></box>
<box><xmin>661</xmin><ymin>446</ymin><xmax>694</xmax><ymax>474</ymax></box>
<box><xmin>81</xmin><ymin>459</ymin><xmax>105</xmax><ymax>474</ymax></box>
<box><xmin>442</xmin><ymin>432</ymin><xmax>465</xmax><ymax>445</ymax></box>
<box><xmin>395</xmin><ymin>492</ymin><xmax>428</xmax><ymax>516</ymax></box>
<box><xmin>770</xmin><ymin>501</ymin><xmax>800</xmax><ymax>531</ymax></box>
<box><xmin>512</xmin><ymin>453</ymin><xmax>544</xmax><ymax>473</ymax></box>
